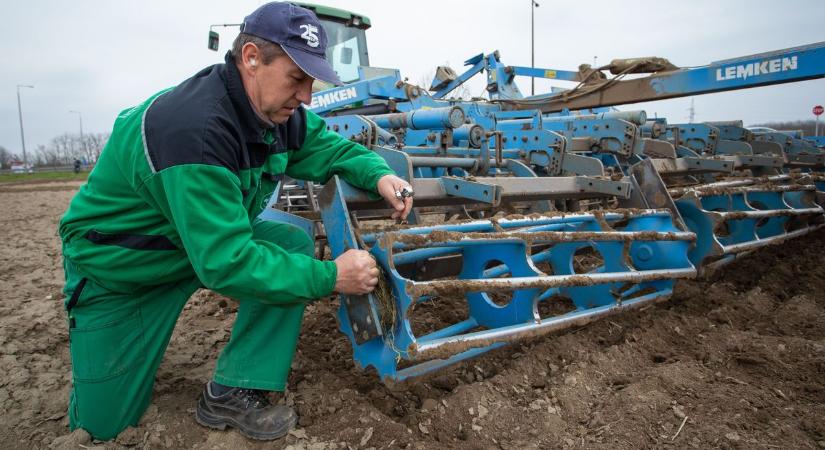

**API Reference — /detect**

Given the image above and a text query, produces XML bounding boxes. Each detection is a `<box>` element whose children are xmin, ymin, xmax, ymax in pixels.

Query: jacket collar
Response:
<box><xmin>223</xmin><ymin>52</ymin><xmax>273</xmax><ymax>144</ymax></box>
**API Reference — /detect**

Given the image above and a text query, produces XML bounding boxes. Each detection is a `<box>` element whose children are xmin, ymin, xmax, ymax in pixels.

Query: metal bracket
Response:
<box><xmin>374</xmin><ymin>147</ymin><xmax>414</xmax><ymax>181</ymax></box>
<box><xmin>317</xmin><ymin>177</ymin><xmax>383</xmax><ymax>344</ymax></box>
<box><xmin>651</xmin><ymin>157</ymin><xmax>733</xmax><ymax>176</ymax></box>
<box><xmin>439</xmin><ymin>177</ymin><xmax>502</xmax><ymax>205</ymax></box>
<box><xmin>622</xmin><ymin>158</ymin><xmax>685</xmax><ymax>228</ymax></box>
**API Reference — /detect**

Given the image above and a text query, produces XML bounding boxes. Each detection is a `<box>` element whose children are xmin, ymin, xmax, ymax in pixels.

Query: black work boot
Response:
<box><xmin>195</xmin><ymin>382</ymin><xmax>297</xmax><ymax>440</ymax></box>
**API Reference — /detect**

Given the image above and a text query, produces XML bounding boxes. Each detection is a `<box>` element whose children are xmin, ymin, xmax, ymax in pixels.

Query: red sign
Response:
<box><xmin>814</xmin><ymin>105</ymin><xmax>824</xmax><ymax>116</ymax></box>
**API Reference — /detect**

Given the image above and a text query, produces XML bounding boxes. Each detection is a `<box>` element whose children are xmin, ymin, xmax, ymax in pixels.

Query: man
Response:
<box><xmin>58</xmin><ymin>2</ymin><xmax>412</xmax><ymax>442</ymax></box>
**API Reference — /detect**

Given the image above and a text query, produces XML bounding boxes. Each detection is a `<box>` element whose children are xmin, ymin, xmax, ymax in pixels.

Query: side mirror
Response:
<box><xmin>208</xmin><ymin>31</ymin><xmax>220</xmax><ymax>51</ymax></box>
<box><xmin>339</xmin><ymin>47</ymin><xmax>353</xmax><ymax>65</ymax></box>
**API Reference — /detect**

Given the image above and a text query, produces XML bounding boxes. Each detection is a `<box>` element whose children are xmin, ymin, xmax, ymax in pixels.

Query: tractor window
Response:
<box><xmin>330</xmin><ymin>37</ymin><xmax>360</xmax><ymax>83</ymax></box>
<box><xmin>320</xmin><ymin>20</ymin><xmax>369</xmax><ymax>83</ymax></box>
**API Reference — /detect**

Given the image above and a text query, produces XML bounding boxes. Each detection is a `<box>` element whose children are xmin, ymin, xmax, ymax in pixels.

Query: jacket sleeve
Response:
<box><xmin>140</xmin><ymin>126</ymin><xmax>338</xmax><ymax>304</ymax></box>
<box><xmin>285</xmin><ymin>109</ymin><xmax>396</xmax><ymax>191</ymax></box>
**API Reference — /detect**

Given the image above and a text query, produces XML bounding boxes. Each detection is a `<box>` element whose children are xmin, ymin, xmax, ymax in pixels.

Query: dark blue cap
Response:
<box><xmin>241</xmin><ymin>2</ymin><xmax>342</xmax><ymax>86</ymax></box>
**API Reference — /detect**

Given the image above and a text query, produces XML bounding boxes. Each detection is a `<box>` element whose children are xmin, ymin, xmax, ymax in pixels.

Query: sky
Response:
<box><xmin>2</xmin><ymin>0</ymin><xmax>824</xmax><ymax>157</ymax></box>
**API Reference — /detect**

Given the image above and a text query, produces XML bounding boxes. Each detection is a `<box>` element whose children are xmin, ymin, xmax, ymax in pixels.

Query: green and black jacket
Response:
<box><xmin>59</xmin><ymin>54</ymin><xmax>394</xmax><ymax>302</ymax></box>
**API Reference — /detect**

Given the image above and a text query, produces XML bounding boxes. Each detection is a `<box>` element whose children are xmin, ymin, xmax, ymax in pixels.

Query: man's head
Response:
<box><xmin>232</xmin><ymin>2</ymin><xmax>341</xmax><ymax>124</ymax></box>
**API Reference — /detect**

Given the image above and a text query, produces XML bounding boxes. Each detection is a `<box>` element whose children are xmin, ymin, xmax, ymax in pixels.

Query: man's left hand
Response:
<box><xmin>376</xmin><ymin>174</ymin><xmax>414</xmax><ymax>220</ymax></box>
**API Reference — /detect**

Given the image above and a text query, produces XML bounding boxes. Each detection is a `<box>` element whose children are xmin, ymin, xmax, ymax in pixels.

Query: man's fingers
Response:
<box><xmin>387</xmin><ymin>194</ymin><xmax>404</xmax><ymax>213</ymax></box>
<box><xmin>335</xmin><ymin>248</ymin><xmax>388</xmax><ymax>295</ymax></box>
<box><xmin>360</xmin><ymin>253</ymin><xmax>376</xmax><ymax>265</ymax></box>
<box><xmin>387</xmin><ymin>178</ymin><xmax>412</xmax><ymax>214</ymax></box>
<box><xmin>402</xmin><ymin>197</ymin><xmax>413</xmax><ymax>218</ymax></box>
<box><xmin>357</xmin><ymin>286</ymin><xmax>373</xmax><ymax>295</ymax></box>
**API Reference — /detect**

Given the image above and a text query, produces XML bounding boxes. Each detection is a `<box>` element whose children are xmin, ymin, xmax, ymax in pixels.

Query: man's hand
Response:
<box><xmin>376</xmin><ymin>174</ymin><xmax>414</xmax><ymax>220</ymax></box>
<box><xmin>334</xmin><ymin>249</ymin><xmax>379</xmax><ymax>295</ymax></box>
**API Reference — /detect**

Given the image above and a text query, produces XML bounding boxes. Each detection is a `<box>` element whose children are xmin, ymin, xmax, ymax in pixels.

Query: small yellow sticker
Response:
<box><xmin>544</xmin><ymin>70</ymin><xmax>557</xmax><ymax>79</ymax></box>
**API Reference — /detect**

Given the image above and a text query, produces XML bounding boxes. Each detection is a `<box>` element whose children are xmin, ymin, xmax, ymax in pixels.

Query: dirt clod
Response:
<box><xmin>49</xmin><ymin>428</ymin><xmax>91</xmax><ymax>449</ymax></box>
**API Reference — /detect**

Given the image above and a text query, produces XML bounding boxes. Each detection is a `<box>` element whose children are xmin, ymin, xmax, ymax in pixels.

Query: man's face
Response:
<box><xmin>242</xmin><ymin>46</ymin><xmax>314</xmax><ymax>124</ymax></box>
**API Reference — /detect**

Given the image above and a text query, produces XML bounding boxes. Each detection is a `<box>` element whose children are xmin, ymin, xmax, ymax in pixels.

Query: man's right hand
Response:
<box><xmin>334</xmin><ymin>249</ymin><xmax>379</xmax><ymax>295</ymax></box>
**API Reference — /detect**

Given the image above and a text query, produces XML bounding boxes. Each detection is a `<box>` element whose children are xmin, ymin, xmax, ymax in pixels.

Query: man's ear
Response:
<box><xmin>241</xmin><ymin>42</ymin><xmax>260</xmax><ymax>74</ymax></box>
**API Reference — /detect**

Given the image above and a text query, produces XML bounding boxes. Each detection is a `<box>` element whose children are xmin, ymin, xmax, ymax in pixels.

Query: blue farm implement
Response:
<box><xmin>303</xmin><ymin>110</ymin><xmax>823</xmax><ymax>381</ymax></box>
<box><xmin>242</xmin><ymin>5</ymin><xmax>825</xmax><ymax>383</ymax></box>
<box><xmin>318</xmin><ymin>174</ymin><xmax>695</xmax><ymax>382</ymax></box>
<box><xmin>667</xmin><ymin>175</ymin><xmax>825</xmax><ymax>270</ymax></box>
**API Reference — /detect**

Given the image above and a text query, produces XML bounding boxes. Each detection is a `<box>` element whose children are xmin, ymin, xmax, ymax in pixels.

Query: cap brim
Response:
<box><xmin>281</xmin><ymin>45</ymin><xmax>343</xmax><ymax>86</ymax></box>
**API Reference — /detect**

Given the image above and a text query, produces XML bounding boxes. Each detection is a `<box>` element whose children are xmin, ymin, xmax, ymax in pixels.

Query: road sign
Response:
<box><xmin>814</xmin><ymin>105</ymin><xmax>824</xmax><ymax>116</ymax></box>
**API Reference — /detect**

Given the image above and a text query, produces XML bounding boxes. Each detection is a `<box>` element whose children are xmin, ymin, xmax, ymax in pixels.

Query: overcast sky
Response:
<box><xmin>2</xmin><ymin>0</ymin><xmax>824</xmax><ymax>156</ymax></box>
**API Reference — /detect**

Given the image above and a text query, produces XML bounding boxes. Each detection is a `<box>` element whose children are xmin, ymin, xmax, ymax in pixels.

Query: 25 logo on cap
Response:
<box><xmin>300</xmin><ymin>24</ymin><xmax>319</xmax><ymax>48</ymax></box>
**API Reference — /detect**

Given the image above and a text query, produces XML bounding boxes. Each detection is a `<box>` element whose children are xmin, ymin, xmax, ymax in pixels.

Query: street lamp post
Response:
<box><xmin>69</xmin><ymin>110</ymin><xmax>85</xmax><ymax>161</ymax></box>
<box><xmin>531</xmin><ymin>1</ymin><xmax>540</xmax><ymax>96</ymax></box>
<box><xmin>16</xmin><ymin>84</ymin><xmax>34</xmax><ymax>168</ymax></box>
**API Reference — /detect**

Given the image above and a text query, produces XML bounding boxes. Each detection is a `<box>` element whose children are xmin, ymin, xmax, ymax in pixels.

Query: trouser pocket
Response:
<box><xmin>70</xmin><ymin>311</ymin><xmax>146</xmax><ymax>382</ymax></box>
<box><xmin>65</xmin><ymin>277</ymin><xmax>87</xmax><ymax>329</ymax></box>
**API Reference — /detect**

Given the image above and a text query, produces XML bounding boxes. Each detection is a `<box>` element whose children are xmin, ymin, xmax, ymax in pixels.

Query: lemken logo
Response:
<box><xmin>309</xmin><ymin>87</ymin><xmax>358</xmax><ymax>110</ymax></box>
<box><xmin>716</xmin><ymin>56</ymin><xmax>798</xmax><ymax>81</ymax></box>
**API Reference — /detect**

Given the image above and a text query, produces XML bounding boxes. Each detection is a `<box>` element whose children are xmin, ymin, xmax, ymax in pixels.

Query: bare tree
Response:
<box><xmin>84</xmin><ymin>133</ymin><xmax>109</xmax><ymax>161</ymax></box>
<box><xmin>32</xmin><ymin>132</ymin><xmax>110</xmax><ymax>167</ymax></box>
<box><xmin>53</xmin><ymin>134</ymin><xmax>73</xmax><ymax>165</ymax></box>
<box><xmin>35</xmin><ymin>142</ymin><xmax>61</xmax><ymax>166</ymax></box>
<box><xmin>0</xmin><ymin>146</ymin><xmax>17</xmax><ymax>169</ymax></box>
<box><xmin>32</xmin><ymin>145</ymin><xmax>48</xmax><ymax>166</ymax></box>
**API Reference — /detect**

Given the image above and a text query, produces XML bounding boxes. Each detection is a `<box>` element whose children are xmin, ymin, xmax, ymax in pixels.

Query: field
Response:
<box><xmin>1</xmin><ymin>179</ymin><xmax>824</xmax><ymax>449</ymax></box>
<box><xmin>0</xmin><ymin>171</ymin><xmax>88</xmax><ymax>185</ymax></box>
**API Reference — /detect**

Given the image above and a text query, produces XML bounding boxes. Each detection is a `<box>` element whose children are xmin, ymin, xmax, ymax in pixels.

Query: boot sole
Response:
<box><xmin>195</xmin><ymin>406</ymin><xmax>297</xmax><ymax>441</ymax></box>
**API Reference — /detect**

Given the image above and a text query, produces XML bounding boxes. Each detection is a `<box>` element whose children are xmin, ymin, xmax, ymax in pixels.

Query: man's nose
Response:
<box><xmin>296</xmin><ymin>80</ymin><xmax>313</xmax><ymax>105</ymax></box>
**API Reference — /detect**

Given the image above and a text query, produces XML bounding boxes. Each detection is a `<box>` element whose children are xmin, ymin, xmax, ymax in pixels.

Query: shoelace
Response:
<box><xmin>238</xmin><ymin>389</ymin><xmax>270</xmax><ymax>409</ymax></box>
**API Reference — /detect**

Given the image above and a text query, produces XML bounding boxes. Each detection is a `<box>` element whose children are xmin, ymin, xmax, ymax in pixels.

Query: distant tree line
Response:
<box><xmin>0</xmin><ymin>132</ymin><xmax>109</xmax><ymax>169</ymax></box>
<box><xmin>750</xmin><ymin>119</ymin><xmax>821</xmax><ymax>137</ymax></box>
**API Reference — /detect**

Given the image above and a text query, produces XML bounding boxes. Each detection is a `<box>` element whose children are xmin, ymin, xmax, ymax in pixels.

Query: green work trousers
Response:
<box><xmin>62</xmin><ymin>220</ymin><xmax>316</xmax><ymax>441</ymax></box>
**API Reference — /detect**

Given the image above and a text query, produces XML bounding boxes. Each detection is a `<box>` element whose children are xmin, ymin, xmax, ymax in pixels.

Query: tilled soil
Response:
<box><xmin>1</xmin><ymin>181</ymin><xmax>824</xmax><ymax>449</ymax></box>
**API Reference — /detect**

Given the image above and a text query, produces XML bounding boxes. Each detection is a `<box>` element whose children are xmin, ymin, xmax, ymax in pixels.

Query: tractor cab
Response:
<box><xmin>291</xmin><ymin>2</ymin><xmax>371</xmax><ymax>86</ymax></box>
